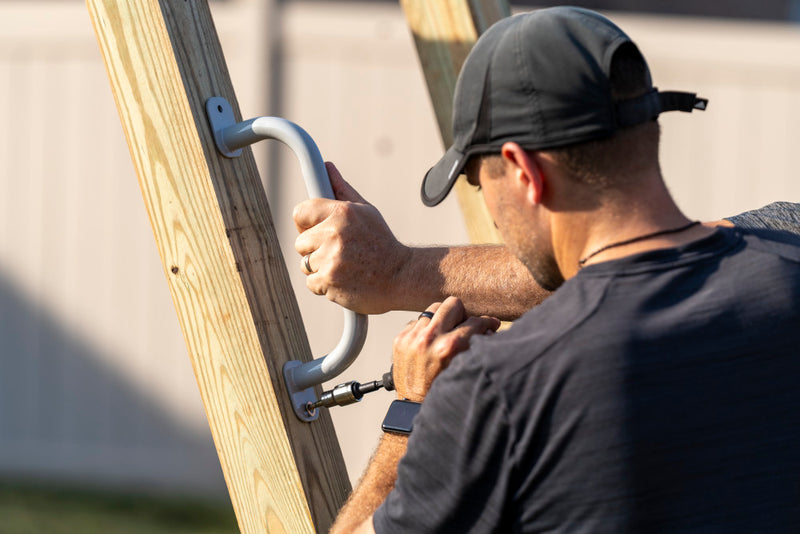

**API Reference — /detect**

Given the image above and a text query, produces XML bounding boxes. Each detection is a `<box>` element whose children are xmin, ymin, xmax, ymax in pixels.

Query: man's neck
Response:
<box><xmin>554</xmin><ymin>189</ymin><xmax>713</xmax><ymax>279</ymax></box>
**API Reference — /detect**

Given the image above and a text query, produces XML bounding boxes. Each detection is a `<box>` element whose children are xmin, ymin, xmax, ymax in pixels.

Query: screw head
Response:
<box><xmin>305</xmin><ymin>402</ymin><xmax>317</xmax><ymax>417</ymax></box>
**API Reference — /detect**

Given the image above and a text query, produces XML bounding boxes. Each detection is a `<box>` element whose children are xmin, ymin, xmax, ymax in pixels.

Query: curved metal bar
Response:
<box><xmin>221</xmin><ymin>117</ymin><xmax>334</xmax><ymax>199</ymax></box>
<box><xmin>205</xmin><ymin>97</ymin><xmax>368</xmax><ymax>420</ymax></box>
<box><xmin>285</xmin><ymin>310</ymin><xmax>367</xmax><ymax>391</ymax></box>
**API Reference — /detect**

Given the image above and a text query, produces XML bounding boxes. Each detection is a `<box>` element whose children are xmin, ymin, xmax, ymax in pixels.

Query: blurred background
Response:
<box><xmin>1</xmin><ymin>0</ymin><xmax>799</xmax><ymax>531</ymax></box>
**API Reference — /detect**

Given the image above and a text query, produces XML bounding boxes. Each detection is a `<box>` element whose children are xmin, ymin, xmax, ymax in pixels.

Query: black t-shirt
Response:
<box><xmin>727</xmin><ymin>201</ymin><xmax>800</xmax><ymax>234</ymax></box>
<box><xmin>375</xmin><ymin>228</ymin><xmax>800</xmax><ymax>533</ymax></box>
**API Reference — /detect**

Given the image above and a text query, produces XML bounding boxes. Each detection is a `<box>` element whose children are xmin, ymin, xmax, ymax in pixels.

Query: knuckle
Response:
<box><xmin>291</xmin><ymin>203</ymin><xmax>303</xmax><ymax>222</ymax></box>
<box><xmin>332</xmin><ymin>201</ymin><xmax>352</xmax><ymax>220</ymax></box>
<box><xmin>439</xmin><ymin>335</ymin><xmax>465</xmax><ymax>357</ymax></box>
<box><xmin>418</xmin><ymin>327</ymin><xmax>437</xmax><ymax>344</ymax></box>
<box><xmin>328</xmin><ymin>235</ymin><xmax>345</xmax><ymax>258</ymax></box>
<box><xmin>306</xmin><ymin>277</ymin><xmax>324</xmax><ymax>296</ymax></box>
<box><xmin>436</xmin><ymin>337</ymin><xmax>457</xmax><ymax>356</ymax></box>
<box><xmin>294</xmin><ymin>236</ymin><xmax>307</xmax><ymax>255</ymax></box>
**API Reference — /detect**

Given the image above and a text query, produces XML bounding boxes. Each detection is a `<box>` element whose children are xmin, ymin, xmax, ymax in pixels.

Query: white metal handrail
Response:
<box><xmin>206</xmin><ymin>97</ymin><xmax>368</xmax><ymax>422</ymax></box>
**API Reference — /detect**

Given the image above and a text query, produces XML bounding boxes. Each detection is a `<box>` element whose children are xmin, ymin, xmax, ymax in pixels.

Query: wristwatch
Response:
<box><xmin>381</xmin><ymin>399</ymin><xmax>422</xmax><ymax>435</ymax></box>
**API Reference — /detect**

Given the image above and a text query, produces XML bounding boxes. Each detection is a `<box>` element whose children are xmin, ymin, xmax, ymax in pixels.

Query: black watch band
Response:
<box><xmin>381</xmin><ymin>399</ymin><xmax>422</xmax><ymax>435</ymax></box>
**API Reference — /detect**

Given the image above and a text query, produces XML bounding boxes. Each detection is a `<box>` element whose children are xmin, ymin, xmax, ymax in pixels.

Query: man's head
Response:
<box><xmin>421</xmin><ymin>6</ymin><xmax>707</xmax><ymax>207</ymax></box>
<box><xmin>477</xmin><ymin>40</ymin><xmax>662</xmax><ymax>195</ymax></box>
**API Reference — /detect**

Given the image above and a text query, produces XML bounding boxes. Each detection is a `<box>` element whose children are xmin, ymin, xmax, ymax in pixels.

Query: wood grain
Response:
<box><xmin>400</xmin><ymin>0</ymin><xmax>510</xmax><ymax>244</ymax></box>
<box><xmin>86</xmin><ymin>1</ymin><xmax>351</xmax><ymax>532</ymax></box>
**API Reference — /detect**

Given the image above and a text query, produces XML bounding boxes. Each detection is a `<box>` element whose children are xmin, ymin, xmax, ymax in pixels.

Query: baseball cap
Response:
<box><xmin>421</xmin><ymin>6</ymin><xmax>708</xmax><ymax>207</ymax></box>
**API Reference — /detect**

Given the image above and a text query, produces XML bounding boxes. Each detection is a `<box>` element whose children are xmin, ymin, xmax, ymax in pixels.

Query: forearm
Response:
<box><xmin>394</xmin><ymin>244</ymin><xmax>550</xmax><ymax>321</ymax></box>
<box><xmin>330</xmin><ymin>434</ymin><xmax>408</xmax><ymax>534</ymax></box>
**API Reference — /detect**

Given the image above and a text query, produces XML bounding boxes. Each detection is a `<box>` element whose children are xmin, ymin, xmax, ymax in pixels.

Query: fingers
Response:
<box><xmin>410</xmin><ymin>302</ymin><xmax>441</xmax><ymax>324</ymax></box>
<box><xmin>326</xmin><ymin>162</ymin><xmax>367</xmax><ymax>203</ymax></box>
<box><xmin>393</xmin><ymin>298</ymin><xmax>499</xmax><ymax>402</ymax></box>
<box><xmin>445</xmin><ymin>315</ymin><xmax>501</xmax><ymax>353</ymax></box>
<box><xmin>305</xmin><ymin>271</ymin><xmax>326</xmax><ymax>298</ymax></box>
<box><xmin>414</xmin><ymin>297</ymin><xmax>499</xmax><ymax>335</ymax></box>
<box><xmin>402</xmin><ymin>297</ymin><xmax>499</xmax><ymax>361</ymax></box>
<box><xmin>300</xmin><ymin>249</ymin><xmax>328</xmax><ymax>296</ymax></box>
<box><xmin>293</xmin><ymin>162</ymin><xmax>368</xmax><ymax>233</ymax></box>
<box><xmin>293</xmin><ymin>197</ymin><xmax>338</xmax><ymax>234</ymax></box>
<box><xmin>290</xmin><ymin>164</ymin><xmax>405</xmax><ymax>314</ymax></box>
<box><xmin>468</xmin><ymin>315</ymin><xmax>502</xmax><ymax>335</ymax></box>
<box><xmin>301</xmin><ymin>253</ymin><xmax>316</xmax><ymax>275</ymax></box>
<box><xmin>416</xmin><ymin>297</ymin><xmax>466</xmax><ymax>333</ymax></box>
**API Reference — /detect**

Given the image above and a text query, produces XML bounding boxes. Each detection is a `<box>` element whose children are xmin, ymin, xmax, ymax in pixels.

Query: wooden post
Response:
<box><xmin>86</xmin><ymin>1</ymin><xmax>350</xmax><ymax>532</ymax></box>
<box><xmin>400</xmin><ymin>0</ymin><xmax>510</xmax><ymax>244</ymax></box>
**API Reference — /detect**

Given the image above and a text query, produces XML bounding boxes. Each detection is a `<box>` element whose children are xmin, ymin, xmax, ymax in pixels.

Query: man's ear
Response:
<box><xmin>501</xmin><ymin>142</ymin><xmax>544</xmax><ymax>205</ymax></box>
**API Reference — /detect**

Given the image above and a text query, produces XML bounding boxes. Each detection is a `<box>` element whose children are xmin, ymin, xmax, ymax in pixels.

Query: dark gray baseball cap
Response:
<box><xmin>421</xmin><ymin>6</ymin><xmax>707</xmax><ymax>207</ymax></box>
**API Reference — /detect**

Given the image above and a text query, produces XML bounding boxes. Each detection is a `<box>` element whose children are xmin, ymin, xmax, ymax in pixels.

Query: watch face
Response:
<box><xmin>382</xmin><ymin>400</ymin><xmax>422</xmax><ymax>435</ymax></box>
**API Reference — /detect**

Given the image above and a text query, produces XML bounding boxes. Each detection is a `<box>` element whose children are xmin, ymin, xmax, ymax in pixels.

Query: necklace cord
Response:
<box><xmin>578</xmin><ymin>221</ymin><xmax>701</xmax><ymax>267</ymax></box>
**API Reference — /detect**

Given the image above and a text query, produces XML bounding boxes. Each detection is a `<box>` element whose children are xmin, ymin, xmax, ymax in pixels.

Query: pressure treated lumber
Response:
<box><xmin>400</xmin><ymin>0</ymin><xmax>510</xmax><ymax>244</ymax></box>
<box><xmin>86</xmin><ymin>1</ymin><xmax>350</xmax><ymax>532</ymax></box>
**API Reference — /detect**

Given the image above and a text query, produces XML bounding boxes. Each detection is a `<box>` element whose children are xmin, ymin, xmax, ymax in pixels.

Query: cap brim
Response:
<box><xmin>421</xmin><ymin>146</ymin><xmax>467</xmax><ymax>207</ymax></box>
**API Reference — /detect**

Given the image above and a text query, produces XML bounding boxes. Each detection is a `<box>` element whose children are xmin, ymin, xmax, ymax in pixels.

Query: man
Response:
<box><xmin>318</xmin><ymin>7</ymin><xmax>800</xmax><ymax>532</ymax></box>
<box><xmin>295</xmin><ymin>166</ymin><xmax>800</xmax><ymax>321</ymax></box>
<box><xmin>296</xmin><ymin>166</ymin><xmax>800</xmax><ymax>322</ymax></box>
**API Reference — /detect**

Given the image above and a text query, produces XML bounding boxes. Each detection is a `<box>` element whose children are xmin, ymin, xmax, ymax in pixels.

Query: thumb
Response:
<box><xmin>326</xmin><ymin>161</ymin><xmax>367</xmax><ymax>204</ymax></box>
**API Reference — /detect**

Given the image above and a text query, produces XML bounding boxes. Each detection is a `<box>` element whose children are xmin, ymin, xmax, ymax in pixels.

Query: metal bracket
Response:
<box><xmin>283</xmin><ymin>361</ymin><xmax>319</xmax><ymax>422</ymax></box>
<box><xmin>207</xmin><ymin>98</ymin><xmax>242</xmax><ymax>157</ymax></box>
<box><xmin>205</xmin><ymin>97</ymin><xmax>368</xmax><ymax>422</ymax></box>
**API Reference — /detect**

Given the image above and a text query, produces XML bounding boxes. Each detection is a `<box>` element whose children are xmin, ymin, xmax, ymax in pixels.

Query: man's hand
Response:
<box><xmin>293</xmin><ymin>162</ymin><xmax>411</xmax><ymax>315</ymax></box>
<box><xmin>392</xmin><ymin>296</ymin><xmax>501</xmax><ymax>402</ymax></box>
<box><xmin>328</xmin><ymin>298</ymin><xmax>499</xmax><ymax>534</ymax></box>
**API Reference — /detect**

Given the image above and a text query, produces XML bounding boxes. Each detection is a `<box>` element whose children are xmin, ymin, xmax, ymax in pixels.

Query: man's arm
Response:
<box><xmin>329</xmin><ymin>297</ymin><xmax>501</xmax><ymax>533</ymax></box>
<box><xmin>293</xmin><ymin>162</ymin><xmax>549</xmax><ymax>320</ymax></box>
<box><xmin>295</xmin><ymin>164</ymin><xmax>800</xmax><ymax>321</ymax></box>
<box><xmin>409</xmin><ymin>244</ymin><xmax>549</xmax><ymax>320</ymax></box>
<box><xmin>329</xmin><ymin>434</ymin><xmax>406</xmax><ymax>534</ymax></box>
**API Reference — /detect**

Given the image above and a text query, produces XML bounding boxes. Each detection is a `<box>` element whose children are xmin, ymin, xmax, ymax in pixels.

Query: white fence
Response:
<box><xmin>0</xmin><ymin>0</ymin><xmax>797</xmax><ymax>498</ymax></box>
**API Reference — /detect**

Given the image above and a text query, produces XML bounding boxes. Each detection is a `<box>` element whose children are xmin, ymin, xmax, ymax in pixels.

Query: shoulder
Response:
<box><xmin>376</xmin><ymin>334</ymin><xmax>519</xmax><ymax>532</ymax></box>
<box><xmin>727</xmin><ymin>201</ymin><xmax>800</xmax><ymax>236</ymax></box>
<box><xmin>431</xmin><ymin>274</ymin><xmax>612</xmax><ymax>403</ymax></box>
<box><xmin>731</xmin><ymin>225</ymin><xmax>800</xmax><ymax>266</ymax></box>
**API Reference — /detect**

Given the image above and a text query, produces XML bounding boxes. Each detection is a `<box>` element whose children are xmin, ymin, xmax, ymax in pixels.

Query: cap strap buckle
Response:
<box><xmin>616</xmin><ymin>89</ymin><xmax>708</xmax><ymax>128</ymax></box>
<box><xmin>659</xmin><ymin>91</ymin><xmax>708</xmax><ymax>113</ymax></box>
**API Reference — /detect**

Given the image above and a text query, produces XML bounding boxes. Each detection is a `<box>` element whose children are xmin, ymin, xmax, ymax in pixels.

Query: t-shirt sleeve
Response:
<box><xmin>373</xmin><ymin>345</ymin><xmax>515</xmax><ymax>534</ymax></box>
<box><xmin>726</xmin><ymin>202</ymin><xmax>800</xmax><ymax>235</ymax></box>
